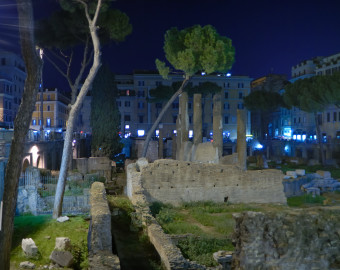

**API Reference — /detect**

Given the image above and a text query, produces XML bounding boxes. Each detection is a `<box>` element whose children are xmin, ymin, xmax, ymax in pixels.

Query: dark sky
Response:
<box><xmin>1</xmin><ymin>0</ymin><xmax>340</xmax><ymax>89</ymax></box>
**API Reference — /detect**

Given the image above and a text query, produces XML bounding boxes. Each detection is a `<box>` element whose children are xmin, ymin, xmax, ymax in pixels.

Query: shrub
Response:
<box><xmin>177</xmin><ymin>236</ymin><xmax>233</xmax><ymax>267</ymax></box>
<box><xmin>287</xmin><ymin>194</ymin><xmax>326</xmax><ymax>207</ymax></box>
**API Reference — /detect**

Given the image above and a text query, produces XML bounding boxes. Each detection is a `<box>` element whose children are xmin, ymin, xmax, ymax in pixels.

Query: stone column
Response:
<box><xmin>179</xmin><ymin>92</ymin><xmax>189</xmax><ymax>143</ymax></box>
<box><xmin>172</xmin><ymin>132</ymin><xmax>177</xmax><ymax>160</ymax></box>
<box><xmin>213</xmin><ymin>93</ymin><xmax>223</xmax><ymax>158</ymax></box>
<box><xmin>158</xmin><ymin>128</ymin><xmax>164</xmax><ymax>159</ymax></box>
<box><xmin>176</xmin><ymin>117</ymin><xmax>181</xmax><ymax>160</ymax></box>
<box><xmin>237</xmin><ymin>109</ymin><xmax>247</xmax><ymax>170</ymax></box>
<box><xmin>193</xmin><ymin>94</ymin><xmax>202</xmax><ymax>145</ymax></box>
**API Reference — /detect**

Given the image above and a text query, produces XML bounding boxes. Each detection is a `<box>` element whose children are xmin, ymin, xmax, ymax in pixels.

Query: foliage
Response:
<box><xmin>71</xmin><ymin>240</ymin><xmax>89</xmax><ymax>270</ymax></box>
<box><xmin>177</xmin><ymin>236</ymin><xmax>233</xmax><ymax>267</ymax></box>
<box><xmin>287</xmin><ymin>194</ymin><xmax>326</xmax><ymax>207</ymax></box>
<box><xmin>11</xmin><ymin>216</ymin><xmax>89</xmax><ymax>268</ymax></box>
<box><xmin>244</xmin><ymin>90</ymin><xmax>286</xmax><ymax>112</ymax></box>
<box><xmin>36</xmin><ymin>2</ymin><xmax>132</xmax><ymax>49</ymax></box>
<box><xmin>91</xmin><ymin>65</ymin><xmax>122</xmax><ymax>159</ymax></box>
<box><xmin>107</xmin><ymin>195</ymin><xmax>135</xmax><ymax>215</ymax></box>
<box><xmin>159</xmin><ymin>25</ymin><xmax>235</xmax><ymax>77</ymax></box>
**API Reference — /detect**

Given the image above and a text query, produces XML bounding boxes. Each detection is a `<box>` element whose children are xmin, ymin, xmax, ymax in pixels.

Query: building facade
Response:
<box><xmin>0</xmin><ymin>51</ymin><xmax>26</xmax><ymax>127</ymax></box>
<box><xmin>280</xmin><ymin>52</ymin><xmax>340</xmax><ymax>142</ymax></box>
<box><xmin>115</xmin><ymin>72</ymin><xmax>252</xmax><ymax>141</ymax></box>
<box><xmin>30</xmin><ymin>87</ymin><xmax>70</xmax><ymax>136</ymax></box>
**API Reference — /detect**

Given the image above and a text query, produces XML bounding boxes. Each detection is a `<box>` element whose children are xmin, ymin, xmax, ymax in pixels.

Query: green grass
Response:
<box><xmin>11</xmin><ymin>215</ymin><xmax>89</xmax><ymax>269</ymax></box>
<box><xmin>287</xmin><ymin>194</ymin><xmax>326</xmax><ymax>207</ymax></box>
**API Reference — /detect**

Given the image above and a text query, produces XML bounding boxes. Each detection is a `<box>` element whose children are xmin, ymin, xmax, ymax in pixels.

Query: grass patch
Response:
<box><xmin>178</xmin><ymin>236</ymin><xmax>233</xmax><ymax>267</ymax></box>
<box><xmin>11</xmin><ymin>215</ymin><xmax>89</xmax><ymax>269</ymax></box>
<box><xmin>107</xmin><ymin>195</ymin><xmax>135</xmax><ymax>215</ymax></box>
<box><xmin>287</xmin><ymin>194</ymin><xmax>326</xmax><ymax>207</ymax></box>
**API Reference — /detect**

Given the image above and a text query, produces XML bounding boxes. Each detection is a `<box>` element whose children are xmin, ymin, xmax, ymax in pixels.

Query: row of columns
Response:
<box><xmin>158</xmin><ymin>91</ymin><xmax>247</xmax><ymax>170</ymax></box>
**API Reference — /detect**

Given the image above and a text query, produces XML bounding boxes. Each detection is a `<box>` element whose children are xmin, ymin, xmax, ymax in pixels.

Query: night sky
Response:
<box><xmin>1</xmin><ymin>0</ymin><xmax>340</xmax><ymax>90</ymax></box>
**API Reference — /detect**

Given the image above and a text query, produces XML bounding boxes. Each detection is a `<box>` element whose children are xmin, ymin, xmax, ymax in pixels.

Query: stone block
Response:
<box><xmin>316</xmin><ymin>170</ymin><xmax>332</xmax><ymax>179</ymax></box>
<box><xmin>286</xmin><ymin>171</ymin><xmax>297</xmax><ymax>178</ymax></box>
<box><xmin>213</xmin><ymin>250</ymin><xmax>232</xmax><ymax>270</ymax></box>
<box><xmin>295</xmin><ymin>169</ymin><xmax>305</xmax><ymax>176</ymax></box>
<box><xmin>22</xmin><ymin>238</ymin><xmax>38</xmax><ymax>257</ymax></box>
<box><xmin>49</xmin><ymin>250</ymin><xmax>73</xmax><ymax>267</ymax></box>
<box><xmin>136</xmin><ymin>158</ymin><xmax>148</xmax><ymax>172</ymax></box>
<box><xmin>19</xmin><ymin>261</ymin><xmax>35</xmax><ymax>269</ymax></box>
<box><xmin>56</xmin><ymin>216</ymin><xmax>69</xmax><ymax>223</ymax></box>
<box><xmin>55</xmin><ymin>237</ymin><xmax>71</xmax><ymax>251</ymax></box>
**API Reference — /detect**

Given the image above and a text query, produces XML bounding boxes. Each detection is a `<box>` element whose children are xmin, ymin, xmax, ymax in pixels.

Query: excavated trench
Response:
<box><xmin>110</xmin><ymin>205</ymin><xmax>163</xmax><ymax>270</ymax></box>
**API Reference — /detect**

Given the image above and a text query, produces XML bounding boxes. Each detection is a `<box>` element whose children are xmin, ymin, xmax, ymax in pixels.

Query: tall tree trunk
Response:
<box><xmin>314</xmin><ymin>112</ymin><xmax>325</xmax><ymax>165</ymax></box>
<box><xmin>52</xmin><ymin>0</ymin><xmax>102</xmax><ymax>218</ymax></box>
<box><xmin>0</xmin><ymin>1</ymin><xmax>43</xmax><ymax>268</ymax></box>
<box><xmin>142</xmin><ymin>78</ymin><xmax>189</xmax><ymax>158</ymax></box>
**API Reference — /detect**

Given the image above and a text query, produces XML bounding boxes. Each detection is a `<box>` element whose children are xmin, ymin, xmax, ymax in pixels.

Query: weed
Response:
<box><xmin>177</xmin><ymin>236</ymin><xmax>233</xmax><ymax>267</ymax></box>
<box><xmin>287</xmin><ymin>194</ymin><xmax>326</xmax><ymax>207</ymax></box>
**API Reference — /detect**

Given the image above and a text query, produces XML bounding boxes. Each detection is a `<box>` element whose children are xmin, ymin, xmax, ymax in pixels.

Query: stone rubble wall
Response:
<box><xmin>232</xmin><ymin>209</ymin><xmax>340</xmax><ymax>270</ymax></box>
<box><xmin>135</xmin><ymin>159</ymin><xmax>286</xmax><ymax>205</ymax></box>
<box><xmin>127</xmin><ymin>161</ymin><xmax>206</xmax><ymax>270</ymax></box>
<box><xmin>89</xmin><ymin>182</ymin><xmax>120</xmax><ymax>270</ymax></box>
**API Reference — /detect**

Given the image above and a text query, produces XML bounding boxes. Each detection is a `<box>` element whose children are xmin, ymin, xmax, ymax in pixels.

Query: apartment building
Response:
<box><xmin>0</xmin><ymin>51</ymin><xmax>26</xmax><ymax>127</ymax></box>
<box><xmin>280</xmin><ymin>52</ymin><xmax>340</xmax><ymax>141</ymax></box>
<box><xmin>115</xmin><ymin>71</ymin><xmax>252</xmax><ymax>141</ymax></box>
<box><xmin>31</xmin><ymin>87</ymin><xmax>70</xmax><ymax>132</ymax></box>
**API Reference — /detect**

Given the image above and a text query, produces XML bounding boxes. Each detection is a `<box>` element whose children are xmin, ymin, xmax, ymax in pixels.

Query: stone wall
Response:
<box><xmin>133</xmin><ymin>159</ymin><xmax>286</xmax><ymax>205</ymax></box>
<box><xmin>89</xmin><ymin>182</ymin><xmax>120</xmax><ymax>269</ymax></box>
<box><xmin>232</xmin><ymin>209</ymin><xmax>340</xmax><ymax>269</ymax></box>
<box><xmin>73</xmin><ymin>157</ymin><xmax>112</xmax><ymax>181</ymax></box>
<box><xmin>126</xmin><ymin>161</ymin><xmax>205</xmax><ymax>270</ymax></box>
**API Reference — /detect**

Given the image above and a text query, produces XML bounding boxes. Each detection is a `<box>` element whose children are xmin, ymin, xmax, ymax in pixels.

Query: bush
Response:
<box><xmin>177</xmin><ymin>236</ymin><xmax>233</xmax><ymax>267</ymax></box>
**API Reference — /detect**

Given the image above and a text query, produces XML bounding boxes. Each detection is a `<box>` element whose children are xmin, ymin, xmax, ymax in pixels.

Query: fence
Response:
<box><xmin>17</xmin><ymin>171</ymin><xmax>101</xmax><ymax>215</ymax></box>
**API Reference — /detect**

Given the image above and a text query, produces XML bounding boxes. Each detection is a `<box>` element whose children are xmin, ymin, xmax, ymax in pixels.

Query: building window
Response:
<box><xmin>137</xmin><ymin>90</ymin><xmax>144</xmax><ymax>97</ymax></box>
<box><xmin>46</xmin><ymin>118</ymin><xmax>51</xmax><ymax>127</ymax></box>
<box><xmin>47</xmin><ymin>105</ymin><xmax>50</xmax><ymax>111</ymax></box>
<box><xmin>117</xmin><ymin>101</ymin><xmax>121</xmax><ymax>107</ymax></box>
<box><xmin>138</xmin><ymin>81</ymin><xmax>145</xmax><ymax>86</ymax></box>
<box><xmin>224</xmin><ymin>103</ymin><xmax>229</xmax><ymax>110</ymax></box>
<box><xmin>47</xmin><ymin>95</ymin><xmax>50</xmax><ymax>101</ymax></box>
<box><xmin>172</xmin><ymin>103</ymin><xmax>179</xmax><ymax>109</ymax></box>
<box><xmin>4</xmin><ymin>101</ymin><xmax>7</xmax><ymax>109</ymax></box>
<box><xmin>224</xmin><ymin>91</ymin><xmax>229</xmax><ymax>99</ymax></box>
<box><xmin>124</xmin><ymin>101</ymin><xmax>130</xmax><ymax>107</ymax></box>
<box><xmin>237</xmin><ymin>103</ymin><xmax>244</xmax><ymax>109</ymax></box>
<box><xmin>189</xmin><ymin>115</ymin><xmax>192</xmax><ymax>124</ymax></box>
<box><xmin>173</xmin><ymin>115</ymin><xmax>177</xmax><ymax>123</ymax></box>
<box><xmin>139</xmin><ymin>115</ymin><xmax>144</xmax><ymax>123</ymax></box>
<box><xmin>224</xmin><ymin>82</ymin><xmax>230</xmax><ymax>88</ymax></box>
<box><xmin>334</xmin><ymin>112</ymin><xmax>337</xmax><ymax>122</ymax></box>
<box><xmin>188</xmin><ymin>102</ymin><xmax>192</xmax><ymax>110</ymax></box>
<box><xmin>238</xmin><ymin>92</ymin><xmax>243</xmax><ymax>99</ymax></box>
<box><xmin>32</xmin><ymin>119</ymin><xmax>36</xmax><ymax>125</ymax></box>
<box><xmin>138</xmin><ymin>102</ymin><xmax>144</xmax><ymax>109</ymax></box>
<box><xmin>8</xmin><ymin>102</ymin><xmax>11</xmax><ymax>110</ymax></box>
<box><xmin>224</xmin><ymin>116</ymin><xmax>229</xmax><ymax>124</ymax></box>
<box><xmin>327</xmin><ymin>112</ymin><xmax>330</xmax><ymax>122</ymax></box>
<box><xmin>124</xmin><ymin>115</ymin><xmax>131</xmax><ymax>121</ymax></box>
<box><xmin>238</xmin><ymin>83</ymin><xmax>244</xmax><ymax>88</ymax></box>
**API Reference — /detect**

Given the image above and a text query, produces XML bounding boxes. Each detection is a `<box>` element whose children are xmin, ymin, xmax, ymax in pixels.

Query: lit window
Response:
<box><xmin>189</xmin><ymin>130</ymin><xmax>193</xmax><ymax>138</ymax></box>
<box><xmin>137</xmin><ymin>130</ymin><xmax>145</xmax><ymax>137</ymax></box>
<box><xmin>125</xmin><ymin>124</ymin><xmax>130</xmax><ymax>130</ymax></box>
